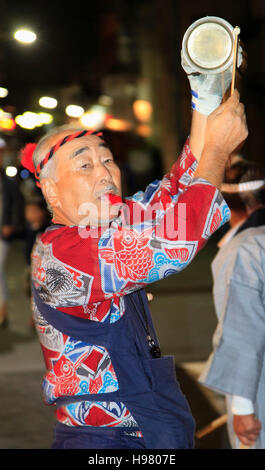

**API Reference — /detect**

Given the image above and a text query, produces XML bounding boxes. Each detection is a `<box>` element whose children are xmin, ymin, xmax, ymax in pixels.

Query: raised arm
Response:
<box><xmin>193</xmin><ymin>90</ymin><xmax>247</xmax><ymax>188</ymax></box>
<box><xmin>189</xmin><ymin>110</ymin><xmax>207</xmax><ymax>163</ymax></box>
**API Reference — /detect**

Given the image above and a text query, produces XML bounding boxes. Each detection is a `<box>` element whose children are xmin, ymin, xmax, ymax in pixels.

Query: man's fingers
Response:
<box><xmin>210</xmin><ymin>89</ymin><xmax>240</xmax><ymax>115</ymax></box>
<box><xmin>238</xmin><ymin>431</ymin><xmax>259</xmax><ymax>446</ymax></box>
<box><xmin>226</xmin><ymin>89</ymin><xmax>240</xmax><ymax>107</ymax></box>
<box><xmin>237</xmin><ymin>420</ymin><xmax>262</xmax><ymax>447</ymax></box>
<box><xmin>239</xmin><ymin>436</ymin><xmax>256</xmax><ymax>447</ymax></box>
<box><xmin>235</xmin><ymin>103</ymin><xmax>248</xmax><ymax>133</ymax></box>
<box><xmin>236</xmin><ymin>103</ymin><xmax>245</xmax><ymax>115</ymax></box>
<box><xmin>234</xmin><ymin>415</ymin><xmax>262</xmax><ymax>448</ymax></box>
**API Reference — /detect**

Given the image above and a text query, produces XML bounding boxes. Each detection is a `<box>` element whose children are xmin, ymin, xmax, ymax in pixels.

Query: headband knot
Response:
<box><xmin>20</xmin><ymin>143</ymin><xmax>37</xmax><ymax>174</ymax></box>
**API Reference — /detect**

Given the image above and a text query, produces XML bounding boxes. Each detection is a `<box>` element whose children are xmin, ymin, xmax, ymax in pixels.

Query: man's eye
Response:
<box><xmin>81</xmin><ymin>163</ymin><xmax>91</xmax><ymax>169</ymax></box>
<box><xmin>104</xmin><ymin>158</ymin><xmax>114</xmax><ymax>164</ymax></box>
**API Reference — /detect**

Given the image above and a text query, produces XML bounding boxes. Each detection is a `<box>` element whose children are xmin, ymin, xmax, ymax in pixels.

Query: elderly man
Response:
<box><xmin>23</xmin><ymin>88</ymin><xmax>247</xmax><ymax>449</ymax></box>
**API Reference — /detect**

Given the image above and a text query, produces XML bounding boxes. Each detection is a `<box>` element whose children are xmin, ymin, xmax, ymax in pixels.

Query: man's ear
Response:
<box><xmin>41</xmin><ymin>179</ymin><xmax>61</xmax><ymax>209</ymax></box>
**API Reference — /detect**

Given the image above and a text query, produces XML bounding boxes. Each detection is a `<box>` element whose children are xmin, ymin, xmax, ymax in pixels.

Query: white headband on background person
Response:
<box><xmin>221</xmin><ymin>180</ymin><xmax>265</xmax><ymax>193</ymax></box>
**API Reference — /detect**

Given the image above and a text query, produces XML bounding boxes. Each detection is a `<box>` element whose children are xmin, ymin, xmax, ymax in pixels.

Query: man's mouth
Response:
<box><xmin>97</xmin><ymin>186</ymin><xmax>121</xmax><ymax>202</ymax></box>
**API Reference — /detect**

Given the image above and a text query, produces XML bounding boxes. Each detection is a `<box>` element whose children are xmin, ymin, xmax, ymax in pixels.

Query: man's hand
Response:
<box><xmin>194</xmin><ymin>90</ymin><xmax>248</xmax><ymax>188</ymax></box>
<box><xmin>234</xmin><ymin>414</ymin><xmax>262</xmax><ymax>447</ymax></box>
<box><xmin>204</xmin><ymin>90</ymin><xmax>248</xmax><ymax>159</ymax></box>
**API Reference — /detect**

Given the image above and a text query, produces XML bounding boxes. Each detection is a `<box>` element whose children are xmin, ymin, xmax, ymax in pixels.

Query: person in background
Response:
<box><xmin>0</xmin><ymin>138</ymin><xmax>24</xmax><ymax>327</ymax></box>
<box><xmin>24</xmin><ymin>198</ymin><xmax>50</xmax><ymax>267</ymax></box>
<box><xmin>199</xmin><ymin>160</ymin><xmax>265</xmax><ymax>449</ymax></box>
<box><xmin>216</xmin><ymin>158</ymin><xmax>248</xmax><ymax>247</ymax></box>
<box><xmin>23</xmin><ymin>198</ymin><xmax>50</xmax><ymax>331</ymax></box>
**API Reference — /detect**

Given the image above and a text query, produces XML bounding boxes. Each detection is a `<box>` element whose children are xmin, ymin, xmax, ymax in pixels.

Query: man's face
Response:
<box><xmin>42</xmin><ymin>132</ymin><xmax>122</xmax><ymax>226</ymax></box>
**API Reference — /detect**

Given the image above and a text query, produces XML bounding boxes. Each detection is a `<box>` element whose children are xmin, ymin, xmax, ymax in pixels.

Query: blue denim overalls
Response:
<box><xmin>32</xmin><ymin>285</ymin><xmax>195</xmax><ymax>449</ymax></box>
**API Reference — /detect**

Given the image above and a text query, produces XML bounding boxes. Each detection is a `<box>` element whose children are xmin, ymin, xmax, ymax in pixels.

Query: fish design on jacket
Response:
<box><xmin>99</xmin><ymin>227</ymin><xmax>154</xmax><ymax>281</ymax></box>
<box><xmin>164</xmin><ymin>247</ymin><xmax>189</xmax><ymax>262</ymax></box>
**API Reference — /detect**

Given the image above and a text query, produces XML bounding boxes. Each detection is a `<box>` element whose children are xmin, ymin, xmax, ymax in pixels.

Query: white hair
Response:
<box><xmin>33</xmin><ymin>124</ymin><xmax>87</xmax><ymax>214</ymax></box>
<box><xmin>33</xmin><ymin>124</ymin><xmax>86</xmax><ymax>182</ymax></box>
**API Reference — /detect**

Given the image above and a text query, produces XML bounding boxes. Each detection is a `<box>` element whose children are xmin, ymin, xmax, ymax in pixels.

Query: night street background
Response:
<box><xmin>0</xmin><ymin>0</ymin><xmax>264</xmax><ymax>449</ymax></box>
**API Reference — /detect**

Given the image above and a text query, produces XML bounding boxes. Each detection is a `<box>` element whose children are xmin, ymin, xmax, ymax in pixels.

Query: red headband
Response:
<box><xmin>20</xmin><ymin>129</ymin><xmax>103</xmax><ymax>187</ymax></box>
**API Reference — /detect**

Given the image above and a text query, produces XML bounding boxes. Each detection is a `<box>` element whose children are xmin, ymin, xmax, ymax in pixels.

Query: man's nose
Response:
<box><xmin>96</xmin><ymin>162</ymin><xmax>112</xmax><ymax>184</ymax></box>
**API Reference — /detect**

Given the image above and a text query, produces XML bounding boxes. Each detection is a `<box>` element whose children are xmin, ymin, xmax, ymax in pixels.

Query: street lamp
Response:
<box><xmin>14</xmin><ymin>29</ymin><xmax>37</xmax><ymax>44</ymax></box>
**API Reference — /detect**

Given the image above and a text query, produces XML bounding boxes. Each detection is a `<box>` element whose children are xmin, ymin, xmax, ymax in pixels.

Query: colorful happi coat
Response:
<box><xmin>31</xmin><ymin>139</ymin><xmax>230</xmax><ymax>429</ymax></box>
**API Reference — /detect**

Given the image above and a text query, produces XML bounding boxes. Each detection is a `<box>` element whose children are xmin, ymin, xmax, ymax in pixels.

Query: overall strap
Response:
<box><xmin>31</xmin><ymin>283</ymin><xmax>114</xmax><ymax>344</ymax></box>
<box><xmin>126</xmin><ymin>289</ymin><xmax>161</xmax><ymax>358</ymax></box>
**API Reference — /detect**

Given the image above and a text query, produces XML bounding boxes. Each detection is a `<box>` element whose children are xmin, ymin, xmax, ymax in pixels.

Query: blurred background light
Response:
<box><xmin>0</xmin><ymin>87</ymin><xmax>8</xmax><ymax>98</ymax></box>
<box><xmin>0</xmin><ymin>109</ymin><xmax>16</xmax><ymax>131</ymax></box>
<box><xmin>105</xmin><ymin>117</ymin><xmax>132</xmax><ymax>132</ymax></box>
<box><xmin>98</xmin><ymin>95</ymin><xmax>114</xmax><ymax>106</ymax></box>
<box><xmin>0</xmin><ymin>118</ymin><xmax>16</xmax><ymax>131</ymax></box>
<box><xmin>132</xmin><ymin>99</ymin><xmax>152</xmax><ymax>122</ymax></box>
<box><xmin>15</xmin><ymin>112</ymin><xmax>37</xmax><ymax>130</ymax></box>
<box><xmin>39</xmin><ymin>96</ymin><xmax>58</xmax><ymax>109</ymax></box>
<box><xmin>15</xmin><ymin>114</ymin><xmax>34</xmax><ymax>130</ymax></box>
<box><xmin>20</xmin><ymin>168</ymin><xmax>30</xmax><ymax>179</ymax></box>
<box><xmin>38</xmin><ymin>112</ymin><xmax>53</xmax><ymax>125</ymax></box>
<box><xmin>5</xmin><ymin>166</ymin><xmax>18</xmax><ymax>177</ymax></box>
<box><xmin>65</xmin><ymin>104</ymin><xmax>84</xmax><ymax>118</ymax></box>
<box><xmin>0</xmin><ymin>137</ymin><xmax>6</xmax><ymax>148</ymax></box>
<box><xmin>15</xmin><ymin>111</ymin><xmax>53</xmax><ymax>130</ymax></box>
<box><xmin>79</xmin><ymin>105</ymin><xmax>106</xmax><ymax>129</ymax></box>
<box><xmin>14</xmin><ymin>29</ymin><xmax>37</xmax><ymax>44</ymax></box>
<box><xmin>136</xmin><ymin>124</ymin><xmax>152</xmax><ymax>137</ymax></box>
<box><xmin>23</xmin><ymin>112</ymin><xmax>40</xmax><ymax>126</ymax></box>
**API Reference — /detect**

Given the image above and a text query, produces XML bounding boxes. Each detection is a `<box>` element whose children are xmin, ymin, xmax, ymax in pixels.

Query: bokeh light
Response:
<box><xmin>65</xmin><ymin>105</ymin><xmax>84</xmax><ymax>118</ymax></box>
<box><xmin>20</xmin><ymin>169</ymin><xmax>30</xmax><ymax>179</ymax></box>
<box><xmin>80</xmin><ymin>106</ymin><xmax>106</xmax><ymax>129</ymax></box>
<box><xmin>133</xmin><ymin>100</ymin><xmax>152</xmax><ymax>122</ymax></box>
<box><xmin>14</xmin><ymin>29</ymin><xmax>37</xmax><ymax>44</ymax></box>
<box><xmin>39</xmin><ymin>96</ymin><xmax>58</xmax><ymax>109</ymax></box>
<box><xmin>105</xmin><ymin>117</ymin><xmax>132</xmax><ymax>132</ymax></box>
<box><xmin>15</xmin><ymin>111</ymin><xmax>53</xmax><ymax>130</ymax></box>
<box><xmin>38</xmin><ymin>112</ymin><xmax>53</xmax><ymax>125</ymax></box>
<box><xmin>5</xmin><ymin>166</ymin><xmax>18</xmax><ymax>177</ymax></box>
<box><xmin>0</xmin><ymin>87</ymin><xmax>8</xmax><ymax>98</ymax></box>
